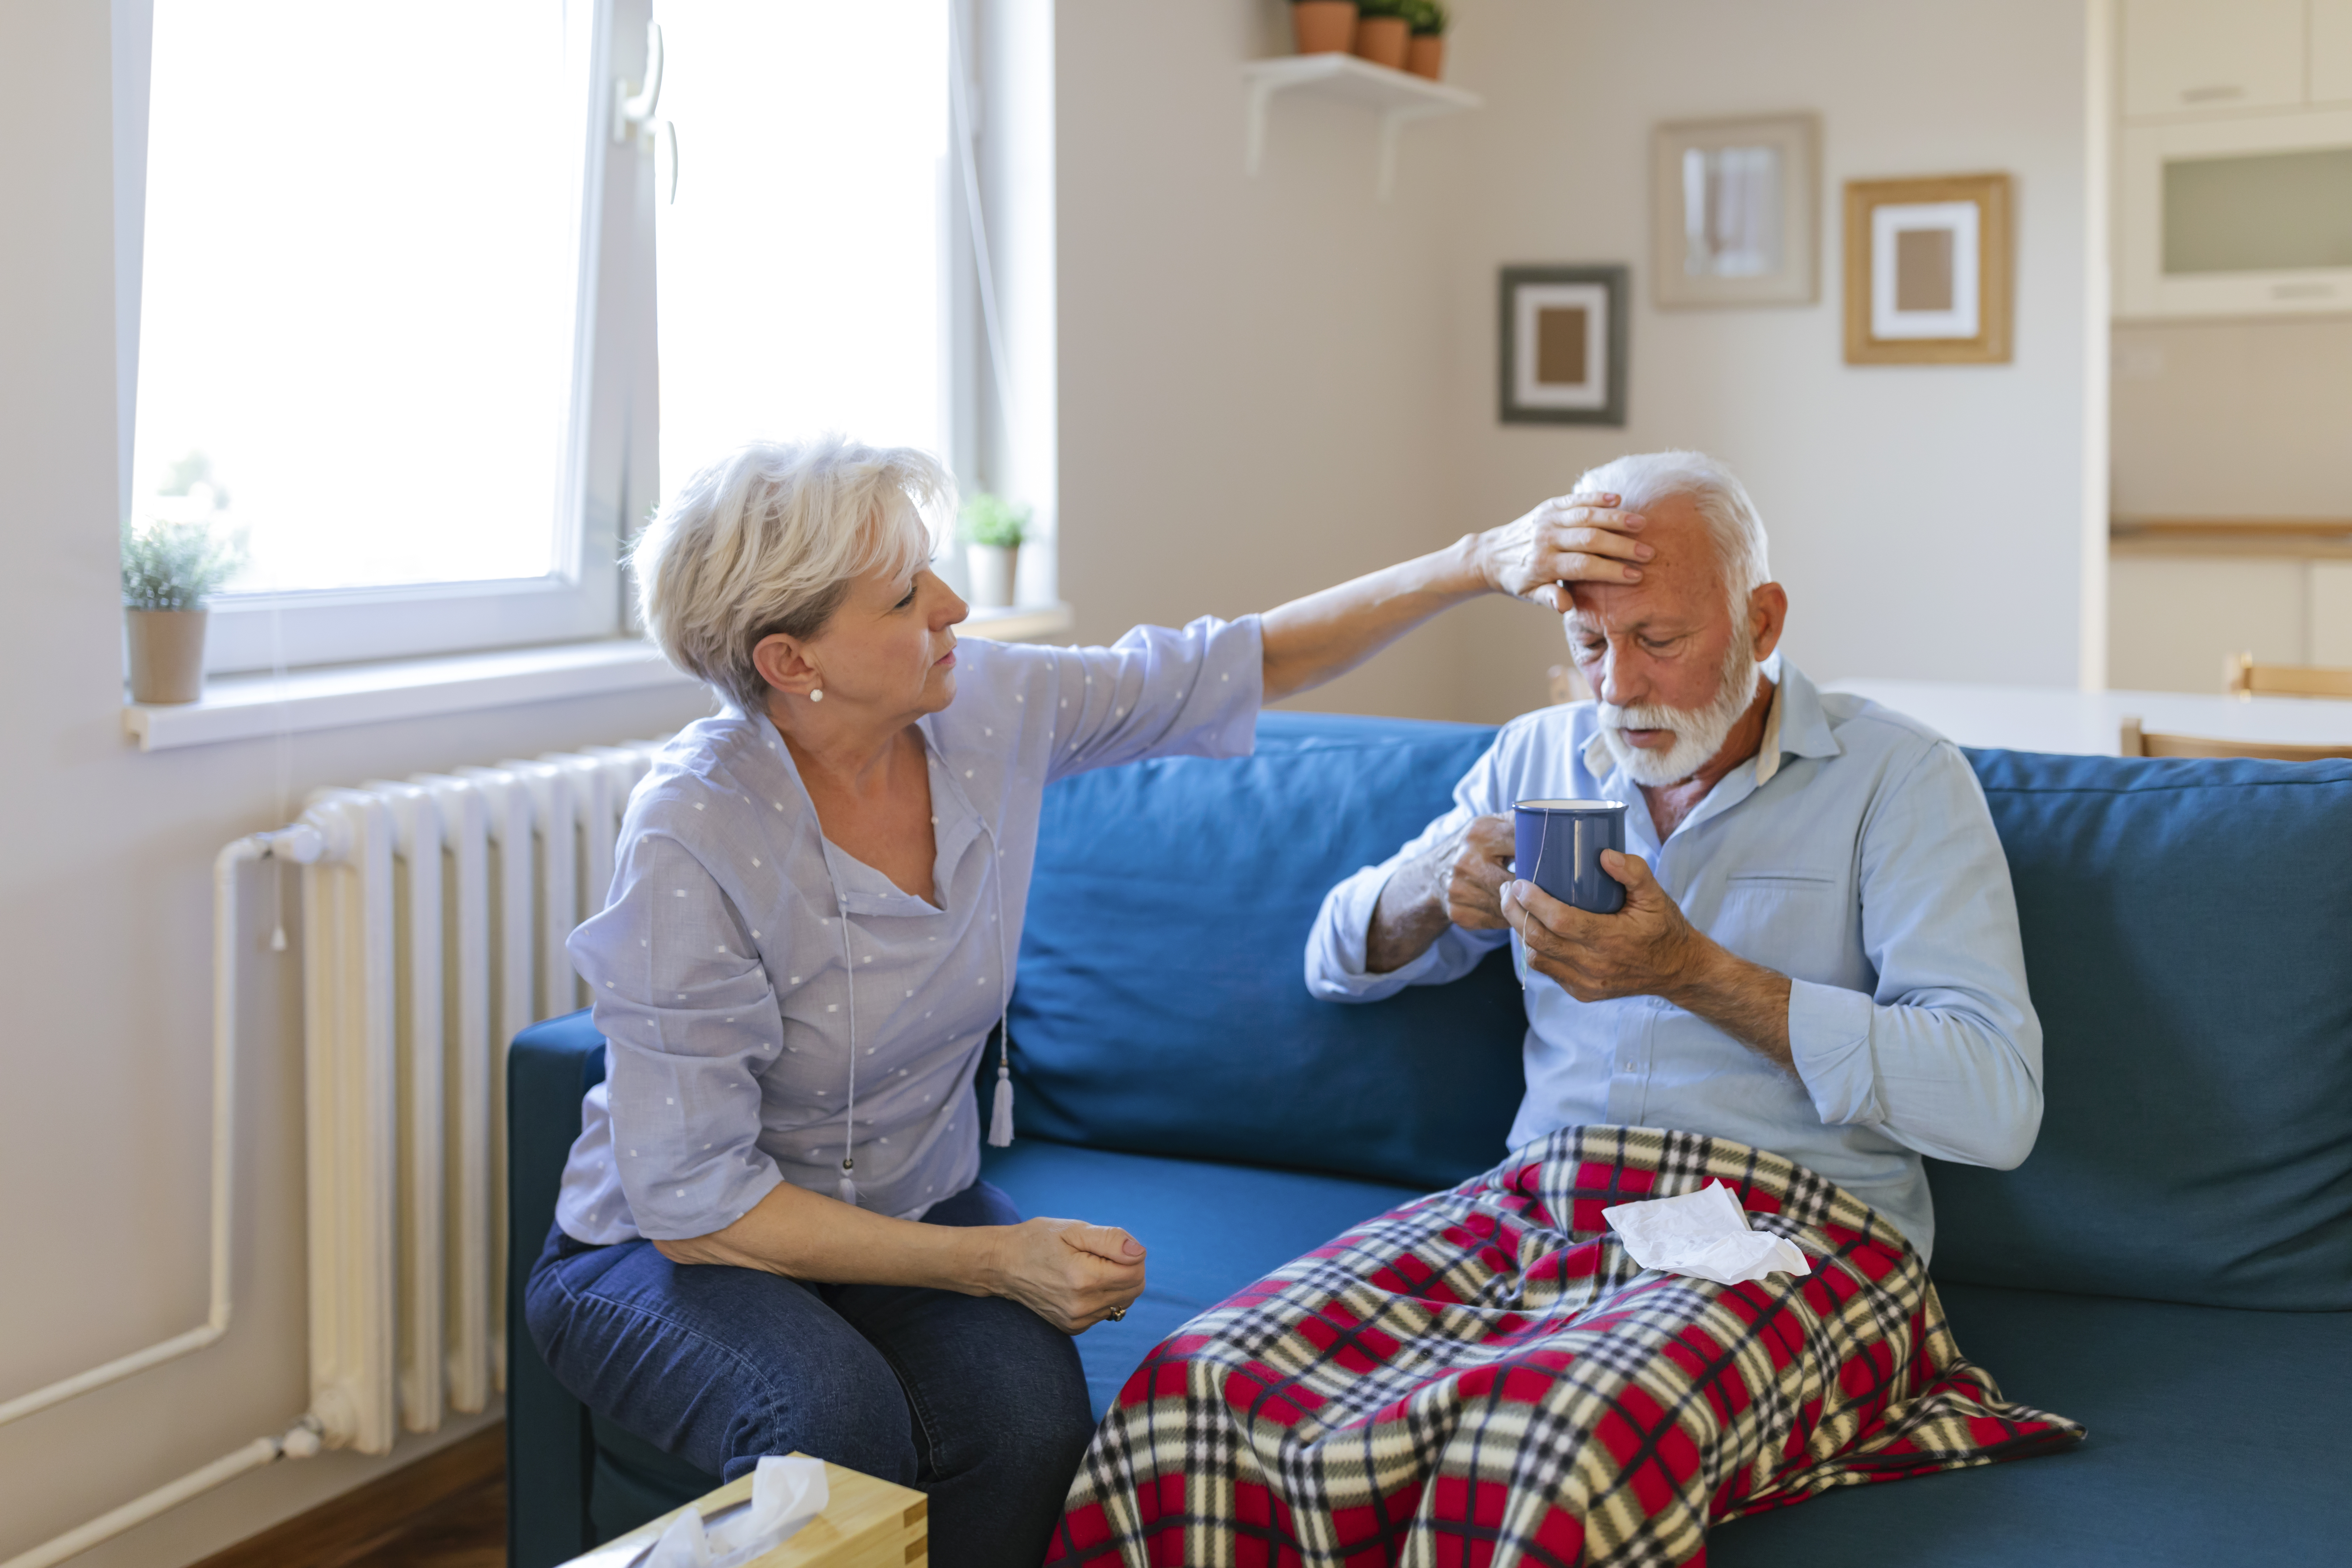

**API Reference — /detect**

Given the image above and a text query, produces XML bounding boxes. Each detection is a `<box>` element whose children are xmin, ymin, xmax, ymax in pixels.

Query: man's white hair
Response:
<box><xmin>632</xmin><ymin>435</ymin><xmax>950</xmax><ymax>715</ymax></box>
<box><xmin>1572</xmin><ymin>449</ymin><xmax>1771</xmax><ymax>612</ymax></box>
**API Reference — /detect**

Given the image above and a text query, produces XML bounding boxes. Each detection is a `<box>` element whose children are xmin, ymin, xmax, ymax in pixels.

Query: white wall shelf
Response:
<box><xmin>1240</xmin><ymin>55</ymin><xmax>1481</xmax><ymax>201</ymax></box>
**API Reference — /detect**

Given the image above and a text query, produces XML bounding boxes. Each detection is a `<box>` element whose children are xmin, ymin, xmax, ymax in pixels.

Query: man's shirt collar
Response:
<box><xmin>1577</xmin><ymin>656</ymin><xmax>1842</xmax><ymax>813</ymax></box>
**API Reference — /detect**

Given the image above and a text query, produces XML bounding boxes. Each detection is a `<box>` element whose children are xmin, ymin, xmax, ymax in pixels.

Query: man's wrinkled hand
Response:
<box><xmin>1472</xmin><ymin>491</ymin><xmax>1653</xmax><ymax>612</ymax></box>
<box><xmin>1433</xmin><ymin>814</ymin><xmax>1518</xmax><ymax>931</ymax></box>
<box><xmin>1500</xmin><ymin>849</ymin><xmax>1715</xmax><ymax>1003</ymax></box>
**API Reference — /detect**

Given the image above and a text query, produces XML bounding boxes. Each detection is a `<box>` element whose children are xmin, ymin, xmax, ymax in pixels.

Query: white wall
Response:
<box><xmin>0</xmin><ymin>6</ymin><xmax>714</xmax><ymax>1565</ymax></box>
<box><xmin>1056</xmin><ymin>0</ymin><xmax>2104</xmax><ymax>726</ymax></box>
<box><xmin>1055</xmin><ymin>1</ymin><xmax>1478</xmax><ymax>720</ymax></box>
<box><xmin>1435</xmin><ymin>0</ymin><xmax>2102</xmax><ymax>720</ymax></box>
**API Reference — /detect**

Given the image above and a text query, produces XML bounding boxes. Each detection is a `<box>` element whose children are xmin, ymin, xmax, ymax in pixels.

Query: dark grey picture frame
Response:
<box><xmin>1498</xmin><ymin>264</ymin><xmax>1629</xmax><ymax>426</ymax></box>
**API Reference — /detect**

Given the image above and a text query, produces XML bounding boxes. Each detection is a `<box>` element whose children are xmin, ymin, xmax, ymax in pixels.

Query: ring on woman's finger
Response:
<box><xmin>1107</xmin><ymin>1306</ymin><xmax>1127</xmax><ymax>1321</ymax></box>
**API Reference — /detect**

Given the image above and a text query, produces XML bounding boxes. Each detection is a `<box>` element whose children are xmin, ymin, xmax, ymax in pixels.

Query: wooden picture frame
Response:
<box><xmin>1498</xmin><ymin>265</ymin><xmax>1628</xmax><ymax>426</ymax></box>
<box><xmin>1651</xmin><ymin>113</ymin><xmax>1820</xmax><ymax>308</ymax></box>
<box><xmin>1843</xmin><ymin>173</ymin><xmax>2012</xmax><ymax>364</ymax></box>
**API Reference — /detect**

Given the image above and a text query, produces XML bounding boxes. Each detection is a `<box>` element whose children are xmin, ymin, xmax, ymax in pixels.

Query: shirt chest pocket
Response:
<box><xmin>1704</xmin><ymin>870</ymin><xmax>1854</xmax><ymax>986</ymax></box>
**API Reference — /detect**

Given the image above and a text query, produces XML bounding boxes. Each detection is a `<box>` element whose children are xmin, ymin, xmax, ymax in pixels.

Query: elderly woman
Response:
<box><xmin>523</xmin><ymin>436</ymin><xmax>1648</xmax><ymax>1565</ymax></box>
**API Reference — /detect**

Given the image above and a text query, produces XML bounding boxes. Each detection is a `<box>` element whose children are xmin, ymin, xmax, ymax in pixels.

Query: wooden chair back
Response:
<box><xmin>2119</xmin><ymin>715</ymin><xmax>2352</xmax><ymax>762</ymax></box>
<box><xmin>2224</xmin><ymin>653</ymin><xmax>2352</xmax><ymax>700</ymax></box>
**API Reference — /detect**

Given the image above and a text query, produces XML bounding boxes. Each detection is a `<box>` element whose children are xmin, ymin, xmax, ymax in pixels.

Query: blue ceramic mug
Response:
<box><xmin>1512</xmin><ymin>799</ymin><xmax>1630</xmax><ymax>914</ymax></box>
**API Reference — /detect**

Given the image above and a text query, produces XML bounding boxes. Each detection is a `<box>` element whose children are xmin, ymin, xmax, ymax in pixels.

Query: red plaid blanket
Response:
<box><xmin>1049</xmin><ymin>1126</ymin><xmax>2081</xmax><ymax>1567</ymax></box>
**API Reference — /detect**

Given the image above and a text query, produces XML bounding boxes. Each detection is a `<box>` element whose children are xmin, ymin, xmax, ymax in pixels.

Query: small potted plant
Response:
<box><xmin>1290</xmin><ymin>0</ymin><xmax>1358</xmax><ymax>56</ymax></box>
<box><xmin>1404</xmin><ymin>0</ymin><xmax>1450</xmax><ymax>79</ymax></box>
<box><xmin>1352</xmin><ymin>0</ymin><xmax>1410</xmax><ymax>69</ymax></box>
<box><xmin>959</xmin><ymin>493</ymin><xmax>1031</xmax><ymax>611</ymax></box>
<box><xmin>121</xmin><ymin>517</ymin><xmax>244</xmax><ymax>704</ymax></box>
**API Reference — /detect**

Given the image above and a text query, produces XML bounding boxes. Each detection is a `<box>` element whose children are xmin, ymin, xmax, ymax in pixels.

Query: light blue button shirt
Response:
<box><xmin>556</xmin><ymin>617</ymin><xmax>1264</xmax><ymax>1244</ymax></box>
<box><xmin>1304</xmin><ymin>660</ymin><xmax>2042</xmax><ymax>1258</ymax></box>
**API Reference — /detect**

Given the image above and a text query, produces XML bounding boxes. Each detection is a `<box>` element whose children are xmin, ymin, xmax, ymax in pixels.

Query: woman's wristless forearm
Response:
<box><xmin>1259</xmin><ymin>539</ymin><xmax>1492</xmax><ymax>702</ymax></box>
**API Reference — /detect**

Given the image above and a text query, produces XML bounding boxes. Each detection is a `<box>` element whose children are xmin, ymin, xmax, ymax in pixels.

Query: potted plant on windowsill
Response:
<box><xmin>121</xmin><ymin>518</ymin><xmax>244</xmax><ymax>704</ymax></box>
<box><xmin>1290</xmin><ymin>0</ymin><xmax>1358</xmax><ymax>56</ymax></box>
<box><xmin>1404</xmin><ymin>0</ymin><xmax>1450</xmax><ymax>79</ymax></box>
<box><xmin>1352</xmin><ymin>0</ymin><xmax>1410</xmax><ymax>70</ymax></box>
<box><xmin>960</xmin><ymin>493</ymin><xmax>1031</xmax><ymax>611</ymax></box>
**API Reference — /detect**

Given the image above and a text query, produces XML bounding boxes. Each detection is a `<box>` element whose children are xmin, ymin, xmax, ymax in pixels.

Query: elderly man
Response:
<box><xmin>1049</xmin><ymin>452</ymin><xmax>2077</xmax><ymax>1567</ymax></box>
<box><xmin>1303</xmin><ymin>448</ymin><xmax>2040</xmax><ymax>1259</ymax></box>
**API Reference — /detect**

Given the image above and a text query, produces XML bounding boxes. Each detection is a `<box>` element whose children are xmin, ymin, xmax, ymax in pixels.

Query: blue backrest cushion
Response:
<box><xmin>1932</xmin><ymin>751</ymin><xmax>2352</xmax><ymax>1311</ymax></box>
<box><xmin>1009</xmin><ymin>711</ymin><xmax>1528</xmax><ymax>1190</ymax></box>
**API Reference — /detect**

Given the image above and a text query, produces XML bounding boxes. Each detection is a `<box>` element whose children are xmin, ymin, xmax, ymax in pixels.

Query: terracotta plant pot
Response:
<box><xmin>965</xmin><ymin>543</ymin><xmax>1019</xmax><ymax>610</ymax></box>
<box><xmin>126</xmin><ymin>607</ymin><xmax>209</xmax><ymax>704</ymax></box>
<box><xmin>1406</xmin><ymin>34</ymin><xmax>1446</xmax><ymax>79</ymax></box>
<box><xmin>1291</xmin><ymin>1</ymin><xmax>1358</xmax><ymax>55</ymax></box>
<box><xmin>1353</xmin><ymin>15</ymin><xmax>1410</xmax><ymax>70</ymax></box>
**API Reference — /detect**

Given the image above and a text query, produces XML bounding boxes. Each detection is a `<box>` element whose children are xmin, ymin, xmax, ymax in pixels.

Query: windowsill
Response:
<box><xmin>121</xmin><ymin>602</ymin><xmax>1076</xmax><ymax>752</ymax></box>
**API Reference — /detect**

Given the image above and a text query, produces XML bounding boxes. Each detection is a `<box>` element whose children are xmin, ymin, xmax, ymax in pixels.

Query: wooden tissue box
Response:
<box><xmin>556</xmin><ymin>1455</ymin><xmax>927</xmax><ymax>1568</ymax></box>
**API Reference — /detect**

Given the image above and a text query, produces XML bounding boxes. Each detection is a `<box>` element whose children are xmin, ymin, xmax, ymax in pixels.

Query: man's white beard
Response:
<box><xmin>1593</xmin><ymin>628</ymin><xmax>1761</xmax><ymax>788</ymax></box>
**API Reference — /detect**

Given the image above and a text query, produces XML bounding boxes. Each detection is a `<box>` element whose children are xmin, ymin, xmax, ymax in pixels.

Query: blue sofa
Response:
<box><xmin>508</xmin><ymin>712</ymin><xmax>2352</xmax><ymax>1567</ymax></box>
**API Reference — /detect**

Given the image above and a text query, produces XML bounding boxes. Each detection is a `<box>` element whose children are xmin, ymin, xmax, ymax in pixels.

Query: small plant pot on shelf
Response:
<box><xmin>1407</xmin><ymin>33</ymin><xmax>1446</xmax><ymax>79</ymax></box>
<box><xmin>966</xmin><ymin>544</ymin><xmax>1020</xmax><ymax>611</ymax></box>
<box><xmin>1352</xmin><ymin>15</ymin><xmax>1410</xmax><ymax>69</ymax></box>
<box><xmin>1291</xmin><ymin>1</ymin><xmax>1359</xmax><ymax>55</ymax></box>
<box><xmin>126</xmin><ymin>608</ymin><xmax>209</xmax><ymax>705</ymax></box>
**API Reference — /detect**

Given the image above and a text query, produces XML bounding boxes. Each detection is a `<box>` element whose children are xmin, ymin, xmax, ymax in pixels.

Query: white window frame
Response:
<box><xmin>114</xmin><ymin>0</ymin><xmax>1044</xmax><ymax>686</ymax></box>
<box><xmin>115</xmin><ymin>0</ymin><xmax>662</xmax><ymax>676</ymax></box>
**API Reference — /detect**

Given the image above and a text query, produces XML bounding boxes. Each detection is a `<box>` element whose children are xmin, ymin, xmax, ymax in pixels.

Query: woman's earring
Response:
<box><xmin>808</xmin><ymin>687</ymin><xmax>823</xmax><ymax>703</ymax></box>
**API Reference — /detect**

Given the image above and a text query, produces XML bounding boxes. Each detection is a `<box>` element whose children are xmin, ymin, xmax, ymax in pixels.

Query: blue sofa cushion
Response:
<box><xmin>980</xmin><ymin>1137</ymin><xmax>1426</xmax><ymax>1414</ymax></box>
<box><xmin>1934</xmin><ymin>752</ymin><xmax>2352</xmax><ymax>1311</ymax></box>
<box><xmin>1709</xmin><ymin>1285</ymin><xmax>2352</xmax><ymax>1567</ymax></box>
<box><xmin>1008</xmin><ymin>711</ymin><xmax>1527</xmax><ymax>1191</ymax></box>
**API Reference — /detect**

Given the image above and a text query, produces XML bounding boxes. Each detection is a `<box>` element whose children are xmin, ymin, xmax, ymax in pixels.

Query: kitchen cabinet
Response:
<box><xmin>2121</xmin><ymin>0</ymin><xmax>2308</xmax><ymax>119</ymax></box>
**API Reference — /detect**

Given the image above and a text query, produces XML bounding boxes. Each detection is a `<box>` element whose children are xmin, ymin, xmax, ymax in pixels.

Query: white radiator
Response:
<box><xmin>293</xmin><ymin>739</ymin><xmax>666</xmax><ymax>1455</ymax></box>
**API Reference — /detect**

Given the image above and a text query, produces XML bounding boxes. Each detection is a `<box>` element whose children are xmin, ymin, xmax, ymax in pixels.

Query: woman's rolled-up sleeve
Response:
<box><xmin>1041</xmin><ymin>615</ymin><xmax>1263</xmax><ymax>783</ymax></box>
<box><xmin>565</xmin><ymin>830</ymin><xmax>787</xmax><ymax>1240</ymax></box>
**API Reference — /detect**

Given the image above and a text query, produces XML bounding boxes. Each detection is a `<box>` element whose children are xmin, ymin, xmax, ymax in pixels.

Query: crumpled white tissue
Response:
<box><xmin>1602</xmin><ymin>1181</ymin><xmax>1813</xmax><ymax>1287</ymax></box>
<box><xmin>642</xmin><ymin>1455</ymin><xmax>829</xmax><ymax>1568</ymax></box>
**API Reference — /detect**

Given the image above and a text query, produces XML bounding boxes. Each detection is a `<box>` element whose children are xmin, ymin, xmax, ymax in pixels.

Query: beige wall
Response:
<box><xmin>0</xmin><ymin>7</ymin><xmax>714</xmax><ymax>1565</ymax></box>
<box><xmin>2112</xmin><ymin>318</ymin><xmax>2352</xmax><ymax>520</ymax></box>
<box><xmin>1057</xmin><ymin>0</ymin><xmax>2104</xmax><ymax>726</ymax></box>
<box><xmin>1054</xmin><ymin>2</ymin><xmax>1476</xmax><ymax>720</ymax></box>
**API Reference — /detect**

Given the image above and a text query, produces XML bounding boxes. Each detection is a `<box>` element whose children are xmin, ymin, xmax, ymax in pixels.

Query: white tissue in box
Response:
<box><xmin>642</xmin><ymin>1454</ymin><xmax>828</xmax><ymax>1568</ymax></box>
<box><xmin>1602</xmin><ymin>1181</ymin><xmax>1812</xmax><ymax>1287</ymax></box>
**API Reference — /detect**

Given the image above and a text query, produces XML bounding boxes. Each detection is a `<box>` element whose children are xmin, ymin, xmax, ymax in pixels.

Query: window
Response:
<box><xmin>126</xmin><ymin>0</ymin><xmax>983</xmax><ymax>679</ymax></box>
<box><xmin>129</xmin><ymin>0</ymin><xmax>637</xmax><ymax>673</ymax></box>
<box><xmin>653</xmin><ymin>1</ymin><xmax>955</xmax><ymax>489</ymax></box>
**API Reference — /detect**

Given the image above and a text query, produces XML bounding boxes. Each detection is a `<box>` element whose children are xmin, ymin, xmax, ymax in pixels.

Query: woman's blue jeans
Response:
<box><xmin>524</xmin><ymin>1179</ymin><xmax>1096</xmax><ymax>1568</ymax></box>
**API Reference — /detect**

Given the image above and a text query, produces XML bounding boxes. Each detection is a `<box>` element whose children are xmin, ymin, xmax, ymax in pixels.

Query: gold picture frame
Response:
<box><xmin>1842</xmin><ymin>173</ymin><xmax>2012</xmax><ymax>365</ymax></box>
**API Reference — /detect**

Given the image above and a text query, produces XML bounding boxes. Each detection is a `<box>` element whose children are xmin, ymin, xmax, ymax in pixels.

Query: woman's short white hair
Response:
<box><xmin>1573</xmin><ymin>450</ymin><xmax>1771</xmax><ymax>614</ymax></box>
<box><xmin>632</xmin><ymin>435</ymin><xmax>951</xmax><ymax>714</ymax></box>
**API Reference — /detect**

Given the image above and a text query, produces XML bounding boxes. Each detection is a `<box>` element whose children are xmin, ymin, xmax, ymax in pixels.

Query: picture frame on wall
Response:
<box><xmin>1498</xmin><ymin>265</ymin><xmax>1628</xmax><ymax>426</ymax></box>
<box><xmin>1842</xmin><ymin>173</ymin><xmax>2013</xmax><ymax>364</ymax></box>
<box><xmin>1650</xmin><ymin>113</ymin><xmax>1820</xmax><ymax>308</ymax></box>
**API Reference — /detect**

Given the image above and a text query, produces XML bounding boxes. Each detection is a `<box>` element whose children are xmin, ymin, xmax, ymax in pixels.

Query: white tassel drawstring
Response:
<box><xmin>983</xmin><ymin>823</ymin><xmax>1016</xmax><ymax>1148</ymax></box>
<box><xmin>835</xmin><ymin>891</ymin><xmax>860</xmax><ymax>1208</ymax></box>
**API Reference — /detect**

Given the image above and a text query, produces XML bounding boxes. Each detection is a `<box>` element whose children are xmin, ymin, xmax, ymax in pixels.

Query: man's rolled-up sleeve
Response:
<box><xmin>566</xmin><ymin>830</ymin><xmax>787</xmax><ymax>1239</ymax></box>
<box><xmin>1304</xmin><ymin>748</ymin><xmax>1513</xmax><ymax>1003</ymax></box>
<box><xmin>1786</xmin><ymin>741</ymin><xmax>2044</xmax><ymax>1170</ymax></box>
